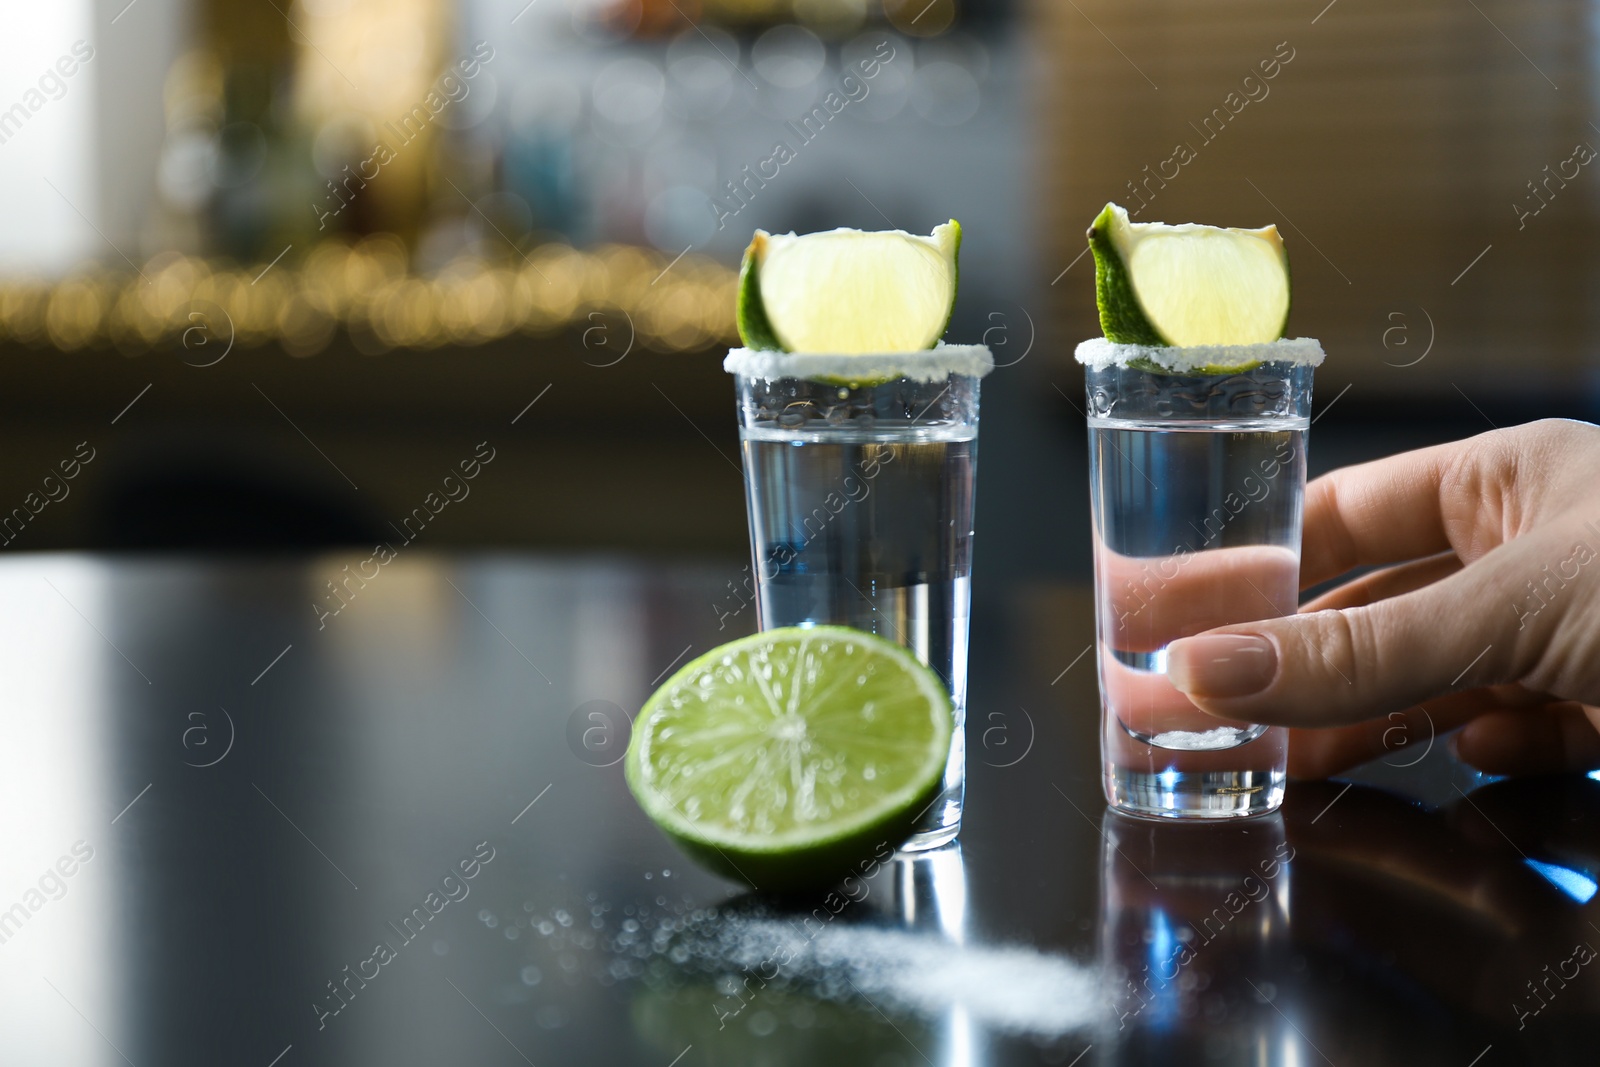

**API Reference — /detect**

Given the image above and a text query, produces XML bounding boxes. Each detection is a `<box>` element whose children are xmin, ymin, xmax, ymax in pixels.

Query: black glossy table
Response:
<box><xmin>1</xmin><ymin>554</ymin><xmax>1595</xmax><ymax>1065</ymax></box>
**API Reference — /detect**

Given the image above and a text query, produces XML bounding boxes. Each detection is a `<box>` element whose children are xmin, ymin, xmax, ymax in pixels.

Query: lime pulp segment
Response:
<box><xmin>737</xmin><ymin>222</ymin><xmax>961</xmax><ymax>354</ymax></box>
<box><xmin>1088</xmin><ymin>202</ymin><xmax>1290</xmax><ymax>349</ymax></box>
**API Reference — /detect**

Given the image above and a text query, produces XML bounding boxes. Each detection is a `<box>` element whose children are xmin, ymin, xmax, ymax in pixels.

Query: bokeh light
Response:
<box><xmin>0</xmin><ymin>240</ymin><xmax>740</xmax><ymax>357</ymax></box>
<box><xmin>911</xmin><ymin>61</ymin><xmax>981</xmax><ymax>126</ymax></box>
<box><xmin>752</xmin><ymin>25</ymin><xmax>827</xmax><ymax>89</ymax></box>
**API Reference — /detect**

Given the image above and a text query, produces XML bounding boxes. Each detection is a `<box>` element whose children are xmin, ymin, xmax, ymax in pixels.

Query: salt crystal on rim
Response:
<box><xmin>724</xmin><ymin>344</ymin><xmax>994</xmax><ymax>383</ymax></box>
<box><xmin>1074</xmin><ymin>336</ymin><xmax>1324</xmax><ymax>373</ymax></box>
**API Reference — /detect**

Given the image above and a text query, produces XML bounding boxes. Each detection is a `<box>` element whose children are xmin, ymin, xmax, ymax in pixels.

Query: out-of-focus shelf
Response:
<box><xmin>0</xmin><ymin>327</ymin><xmax>746</xmax><ymax>557</ymax></box>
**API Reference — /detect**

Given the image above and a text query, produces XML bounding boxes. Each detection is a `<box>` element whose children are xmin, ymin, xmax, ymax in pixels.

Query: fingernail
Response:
<box><xmin>1167</xmin><ymin>634</ymin><xmax>1277</xmax><ymax>698</ymax></box>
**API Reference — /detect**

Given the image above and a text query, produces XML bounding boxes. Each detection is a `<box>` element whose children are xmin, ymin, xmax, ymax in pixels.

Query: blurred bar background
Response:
<box><xmin>0</xmin><ymin>0</ymin><xmax>1594</xmax><ymax>579</ymax></box>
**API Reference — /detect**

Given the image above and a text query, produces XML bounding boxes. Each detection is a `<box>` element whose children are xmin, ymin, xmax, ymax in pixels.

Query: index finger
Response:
<box><xmin>1097</xmin><ymin>540</ymin><xmax>1299</xmax><ymax>651</ymax></box>
<box><xmin>1300</xmin><ymin>434</ymin><xmax>1481</xmax><ymax>587</ymax></box>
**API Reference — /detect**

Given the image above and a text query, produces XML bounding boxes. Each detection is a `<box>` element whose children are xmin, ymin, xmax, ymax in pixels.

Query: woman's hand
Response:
<box><xmin>1164</xmin><ymin>419</ymin><xmax>1600</xmax><ymax>777</ymax></box>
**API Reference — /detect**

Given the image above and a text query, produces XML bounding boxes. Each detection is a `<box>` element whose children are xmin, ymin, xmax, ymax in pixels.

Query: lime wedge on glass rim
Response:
<box><xmin>625</xmin><ymin>626</ymin><xmax>952</xmax><ymax>891</ymax></box>
<box><xmin>1088</xmin><ymin>202</ymin><xmax>1290</xmax><ymax>371</ymax></box>
<box><xmin>738</xmin><ymin>222</ymin><xmax>961</xmax><ymax>353</ymax></box>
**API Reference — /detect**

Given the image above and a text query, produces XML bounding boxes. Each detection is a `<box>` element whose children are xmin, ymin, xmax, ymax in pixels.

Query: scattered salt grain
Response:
<box><xmin>519</xmin><ymin>896</ymin><xmax>1105</xmax><ymax>1038</ymax></box>
<box><xmin>710</xmin><ymin>919</ymin><xmax>1106</xmax><ymax>1037</ymax></box>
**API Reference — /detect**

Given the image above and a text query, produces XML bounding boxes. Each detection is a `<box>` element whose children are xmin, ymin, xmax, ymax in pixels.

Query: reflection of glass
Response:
<box><xmin>730</xmin><ymin>353</ymin><xmax>988</xmax><ymax>850</ymax></box>
<box><xmin>1086</xmin><ymin>360</ymin><xmax>1314</xmax><ymax>818</ymax></box>
<box><xmin>1096</xmin><ymin>813</ymin><xmax>1296</xmax><ymax>1064</ymax></box>
<box><xmin>874</xmin><ymin>843</ymin><xmax>981</xmax><ymax>1067</ymax></box>
<box><xmin>880</xmin><ymin>841</ymin><xmax>968</xmax><ymax>941</ymax></box>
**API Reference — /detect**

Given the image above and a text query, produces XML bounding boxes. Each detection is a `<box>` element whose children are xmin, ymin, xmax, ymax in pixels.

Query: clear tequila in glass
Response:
<box><xmin>728</xmin><ymin>347</ymin><xmax>991</xmax><ymax>850</ymax></box>
<box><xmin>1081</xmin><ymin>344</ymin><xmax>1319</xmax><ymax>818</ymax></box>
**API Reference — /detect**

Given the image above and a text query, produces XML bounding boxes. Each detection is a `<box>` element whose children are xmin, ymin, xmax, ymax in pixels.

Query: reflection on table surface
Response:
<box><xmin>0</xmin><ymin>554</ymin><xmax>1594</xmax><ymax>1065</ymax></box>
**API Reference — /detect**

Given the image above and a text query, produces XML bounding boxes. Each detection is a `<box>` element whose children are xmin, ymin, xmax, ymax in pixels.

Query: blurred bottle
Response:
<box><xmin>288</xmin><ymin>0</ymin><xmax>451</xmax><ymax>249</ymax></box>
<box><xmin>151</xmin><ymin>0</ymin><xmax>299</xmax><ymax>262</ymax></box>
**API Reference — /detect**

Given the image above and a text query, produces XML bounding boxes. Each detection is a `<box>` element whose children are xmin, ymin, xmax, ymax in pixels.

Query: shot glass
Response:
<box><xmin>1079</xmin><ymin>340</ymin><xmax>1321</xmax><ymax>819</ymax></box>
<box><xmin>725</xmin><ymin>346</ymin><xmax>993</xmax><ymax>851</ymax></box>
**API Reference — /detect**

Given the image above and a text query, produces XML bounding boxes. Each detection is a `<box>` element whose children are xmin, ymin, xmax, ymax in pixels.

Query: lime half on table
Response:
<box><xmin>625</xmin><ymin>626</ymin><xmax>952</xmax><ymax>891</ymax></box>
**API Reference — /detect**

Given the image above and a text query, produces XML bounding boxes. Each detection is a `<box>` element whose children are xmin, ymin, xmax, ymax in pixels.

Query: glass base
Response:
<box><xmin>898</xmin><ymin>820</ymin><xmax>962</xmax><ymax>853</ymax></box>
<box><xmin>899</xmin><ymin>722</ymin><xmax>965</xmax><ymax>852</ymax></box>
<box><xmin>1105</xmin><ymin>766</ymin><xmax>1285</xmax><ymax>820</ymax></box>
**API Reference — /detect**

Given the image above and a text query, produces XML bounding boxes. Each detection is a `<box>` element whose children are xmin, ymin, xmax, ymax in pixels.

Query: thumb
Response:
<box><xmin>1165</xmin><ymin>561</ymin><xmax>1521</xmax><ymax>727</ymax></box>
